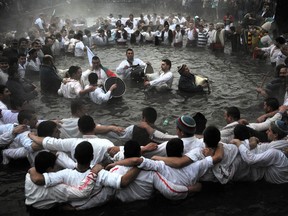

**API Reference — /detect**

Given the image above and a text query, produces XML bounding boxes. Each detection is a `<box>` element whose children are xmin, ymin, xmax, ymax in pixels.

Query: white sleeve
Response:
<box><xmin>239</xmin><ymin>144</ymin><xmax>281</xmax><ymax>167</ymax></box>
<box><xmin>138</xmin><ymin>157</ymin><xmax>166</xmax><ymax>171</ymax></box>
<box><xmin>248</xmin><ymin>113</ymin><xmax>282</xmax><ymax>131</ymax></box>
<box><xmin>149</xmin><ymin>72</ymin><xmax>173</xmax><ymax>86</ymax></box>
<box><xmin>153</xmin><ymin>172</ymin><xmax>188</xmax><ymax>200</ymax></box>
<box><xmin>97</xmin><ymin>169</ymin><xmax>122</xmax><ymax>189</ymax></box>
<box><xmin>151</xmin><ymin>130</ymin><xmax>178</xmax><ymax>143</ymax></box>
<box><xmin>0</xmin><ymin>124</ymin><xmax>15</xmax><ymax>147</ymax></box>
<box><xmin>42</xmin><ymin>137</ymin><xmax>74</xmax><ymax>152</ymax></box>
<box><xmin>43</xmin><ymin>169</ymin><xmax>69</xmax><ymax>187</ymax></box>
<box><xmin>116</xmin><ymin>60</ymin><xmax>129</xmax><ymax>75</ymax></box>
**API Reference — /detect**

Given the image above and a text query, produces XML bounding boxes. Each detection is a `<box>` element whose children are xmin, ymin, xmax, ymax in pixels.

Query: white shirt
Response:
<box><xmin>74</xmin><ymin>41</ymin><xmax>85</xmax><ymax>57</ymax></box>
<box><xmin>116</xmin><ymin>58</ymin><xmax>146</xmax><ymax>79</ymax></box>
<box><xmin>139</xmin><ymin>156</ymin><xmax>213</xmax><ymax>187</ymax></box>
<box><xmin>58</xmin><ymin>79</ymin><xmax>82</xmax><ymax>99</ymax></box>
<box><xmin>0</xmin><ymin>123</ymin><xmax>16</xmax><ymax>148</ymax></box>
<box><xmin>238</xmin><ymin>144</ymin><xmax>288</xmax><ymax>183</ymax></box>
<box><xmin>111</xmin><ymin>165</ymin><xmax>188</xmax><ymax>202</ymax></box>
<box><xmin>43</xmin><ymin>168</ymin><xmax>122</xmax><ymax>207</ymax></box>
<box><xmin>220</xmin><ymin>121</ymin><xmax>239</xmax><ymax>143</ymax></box>
<box><xmin>25</xmin><ymin>171</ymin><xmax>97</xmax><ymax>209</ymax></box>
<box><xmin>59</xmin><ymin>117</ymin><xmax>82</xmax><ymax>138</ymax></box>
<box><xmin>86</xmin><ymin>85</ymin><xmax>112</xmax><ymax>105</ymax></box>
<box><xmin>149</xmin><ymin>70</ymin><xmax>174</xmax><ymax>89</ymax></box>
<box><xmin>42</xmin><ymin>135</ymin><xmax>114</xmax><ymax>167</ymax></box>
<box><xmin>0</xmin><ymin>100</ymin><xmax>8</xmax><ymax>110</ymax></box>
<box><xmin>81</xmin><ymin>68</ymin><xmax>108</xmax><ymax>87</ymax></box>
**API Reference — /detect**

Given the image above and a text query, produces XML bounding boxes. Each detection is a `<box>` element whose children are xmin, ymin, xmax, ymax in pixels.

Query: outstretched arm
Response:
<box><xmin>151</xmin><ymin>155</ymin><xmax>193</xmax><ymax>168</ymax></box>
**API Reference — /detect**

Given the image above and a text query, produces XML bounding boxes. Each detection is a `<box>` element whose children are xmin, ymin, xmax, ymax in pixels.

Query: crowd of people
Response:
<box><xmin>1</xmin><ymin>0</ymin><xmax>288</xmax><ymax>214</ymax></box>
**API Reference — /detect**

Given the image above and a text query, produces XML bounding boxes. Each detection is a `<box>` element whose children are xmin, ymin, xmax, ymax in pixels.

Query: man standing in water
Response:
<box><xmin>116</xmin><ymin>48</ymin><xmax>146</xmax><ymax>79</ymax></box>
<box><xmin>144</xmin><ymin>59</ymin><xmax>174</xmax><ymax>91</ymax></box>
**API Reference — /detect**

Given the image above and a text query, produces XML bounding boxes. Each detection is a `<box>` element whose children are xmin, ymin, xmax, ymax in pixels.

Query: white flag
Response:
<box><xmin>86</xmin><ymin>46</ymin><xmax>95</xmax><ymax>67</ymax></box>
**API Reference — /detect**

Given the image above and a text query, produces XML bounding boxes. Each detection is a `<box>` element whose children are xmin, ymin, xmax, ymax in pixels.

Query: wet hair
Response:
<box><xmin>193</xmin><ymin>112</ymin><xmax>207</xmax><ymax>135</ymax></box>
<box><xmin>226</xmin><ymin>107</ymin><xmax>240</xmax><ymax>121</ymax></box>
<box><xmin>92</xmin><ymin>56</ymin><xmax>100</xmax><ymax>61</ymax></box>
<box><xmin>0</xmin><ymin>85</ymin><xmax>7</xmax><ymax>94</ymax></box>
<box><xmin>78</xmin><ymin>115</ymin><xmax>95</xmax><ymax>134</ymax></box>
<box><xmin>17</xmin><ymin>53</ymin><xmax>27</xmax><ymax>59</ymax></box>
<box><xmin>233</xmin><ymin>124</ymin><xmax>251</xmax><ymax>141</ymax></box>
<box><xmin>37</xmin><ymin>121</ymin><xmax>57</xmax><ymax>137</ymax></box>
<box><xmin>43</xmin><ymin>55</ymin><xmax>53</xmax><ymax>65</ymax></box>
<box><xmin>275</xmin><ymin>64</ymin><xmax>287</xmax><ymax>77</ymax></box>
<box><xmin>18</xmin><ymin>37</ymin><xmax>28</xmax><ymax>45</ymax></box>
<box><xmin>270</xmin><ymin>122</ymin><xmax>287</xmax><ymax>139</ymax></box>
<box><xmin>203</xmin><ymin>126</ymin><xmax>221</xmax><ymax>148</ymax></box>
<box><xmin>126</xmin><ymin>48</ymin><xmax>133</xmax><ymax>54</ymax></box>
<box><xmin>142</xmin><ymin>107</ymin><xmax>157</xmax><ymax>124</ymax></box>
<box><xmin>74</xmin><ymin>32</ymin><xmax>83</xmax><ymax>40</ymax></box>
<box><xmin>17</xmin><ymin>110</ymin><xmax>35</xmax><ymax>124</ymax></box>
<box><xmin>264</xmin><ymin>97</ymin><xmax>279</xmax><ymax>111</ymax></box>
<box><xmin>124</xmin><ymin>140</ymin><xmax>141</xmax><ymax>158</ymax></box>
<box><xmin>166</xmin><ymin>138</ymin><xmax>184</xmax><ymax>157</ymax></box>
<box><xmin>74</xmin><ymin>141</ymin><xmax>94</xmax><ymax>165</ymax></box>
<box><xmin>35</xmin><ymin>151</ymin><xmax>57</xmax><ymax>174</ymax></box>
<box><xmin>71</xmin><ymin>99</ymin><xmax>84</xmax><ymax>115</ymax></box>
<box><xmin>162</xmin><ymin>59</ymin><xmax>172</xmax><ymax>70</ymax></box>
<box><xmin>7</xmin><ymin>64</ymin><xmax>19</xmax><ymax>77</ymax></box>
<box><xmin>84</xmin><ymin>29</ymin><xmax>91</xmax><ymax>35</ymax></box>
<box><xmin>88</xmin><ymin>73</ymin><xmax>98</xmax><ymax>85</ymax></box>
<box><xmin>67</xmin><ymin>66</ymin><xmax>80</xmax><ymax>77</ymax></box>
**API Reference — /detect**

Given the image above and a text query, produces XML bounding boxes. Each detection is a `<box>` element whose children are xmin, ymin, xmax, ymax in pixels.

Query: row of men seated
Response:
<box><xmin>1</xmin><ymin>96</ymin><xmax>288</xmax><ymax>209</ymax></box>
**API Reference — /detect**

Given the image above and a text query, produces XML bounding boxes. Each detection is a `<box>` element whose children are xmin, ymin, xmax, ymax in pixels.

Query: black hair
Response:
<box><xmin>203</xmin><ymin>125</ymin><xmax>221</xmax><ymax>148</ymax></box>
<box><xmin>74</xmin><ymin>141</ymin><xmax>94</xmax><ymax>165</ymax></box>
<box><xmin>162</xmin><ymin>59</ymin><xmax>172</xmax><ymax>70</ymax></box>
<box><xmin>17</xmin><ymin>110</ymin><xmax>35</xmax><ymax>124</ymax></box>
<box><xmin>92</xmin><ymin>56</ymin><xmax>100</xmax><ymax>61</ymax></box>
<box><xmin>126</xmin><ymin>48</ymin><xmax>133</xmax><ymax>54</ymax></box>
<box><xmin>37</xmin><ymin>121</ymin><xmax>57</xmax><ymax>137</ymax></box>
<box><xmin>142</xmin><ymin>107</ymin><xmax>157</xmax><ymax>124</ymax></box>
<box><xmin>226</xmin><ymin>107</ymin><xmax>240</xmax><ymax>121</ymax></box>
<box><xmin>35</xmin><ymin>151</ymin><xmax>57</xmax><ymax>174</ymax></box>
<box><xmin>233</xmin><ymin>124</ymin><xmax>251</xmax><ymax>141</ymax></box>
<box><xmin>68</xmin><ymin>66</ymin><xmax>80</xmax><ymax>77</ymax></box>
<box><xmin>193</xmin><ymin>112</ymin><xmax>207</xmax><ymax>135</ymax></box>
<box><xmin>124</xmin><ymin>140</ymin><xmax>141</xmax><ymax>158</ymax></box>
<box><xmin>78</xmin><ymin>115</ymin><xmax>95</xmax><ymax>134</ymax></box>
<box><xmin>264</xmin><ymin>97</ymin><xmax>279</xmax><ymax>111</ymax></box>
<box><xmin>166</xmin><ymin>138</ymin><xmax>184</xmax><ymax>157</ymax></box>
<box><xmin>0</xmin><ymin>85</ymin><xmax>7</xmax><ymax>94</ymax></box>
<box><xmin>88</xmin><ymin>73</ymin><xmax>98</xmax><ymax>85</ymax></box>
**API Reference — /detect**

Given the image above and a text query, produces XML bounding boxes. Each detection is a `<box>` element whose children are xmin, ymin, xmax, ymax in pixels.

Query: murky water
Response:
<box><xmin>1</xmin><ymin>45</ymin><xmax>288</xmax><ymax>216</ymax></box>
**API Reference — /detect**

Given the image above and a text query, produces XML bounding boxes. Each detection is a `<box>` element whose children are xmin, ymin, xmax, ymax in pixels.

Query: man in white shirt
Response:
<box><xmin>144</xmin><ymin>59</ymin><xmax>174</xmax><ymax>91</ymax></box>
<box><xmin>220</xmin><ymin>106</ymin><xmax>240</xmax><ymax>143</ymax></box>
<box><xmin>0</xmin><ymin>85</ymin><xmax>10</xmax><ymax>110</ymax></box>
<box><xmin>58</xmin><ymin>66</ymin><xmax>95</xmax><ymax>99</ymax></box>
<box><xmin>116</xmin><ymin>48</ymin><xmax>146</xmax><ymax>79</ymax></box>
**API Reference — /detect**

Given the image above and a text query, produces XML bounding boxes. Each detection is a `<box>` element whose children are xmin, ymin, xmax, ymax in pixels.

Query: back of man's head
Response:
<box><xmin>78</xmin><ymin>115</ymin><xmax>95</xmax><ymax>134</ymax></box>
<box><xmin>70</xmin><ymin>99</ymin><xmax>85</xmax><ymax>116</ymax></box>
<box><xmin>74</xmin><ymin>141</ymin><xmax>94</xmax><ymax>165</ymax></box>
<box><xmin>37</xmin><ymin>121</ymin><xmax>57</xmax><ymax>137</ymax></box>
<box><xmin>142</xmin><ymin>107</ymin><xmax>157</xmax><ymax>124</ymax></box>
<box><xmin>233</xmin><ymin>124</ymin><xmax>251</xmax><ymax>141</ymax></box>
<box><xmin>226</xmin><ymin>107</ymin><xmax>240</xmax><ymax>121</ymax></box>
<box><xmin>203</xmin><ymin>126</ymin><xmax>221</xmax><ymax>148</ymax></box>
<box><xmin>124</xmin><ymin>140</ymin><xmax>141</xmax><ymax>158</ymax></box>
<box><xmin>166</xmin><ymin>138</ymin><xmax>183</xmax><ymax>157</ymax></box>
<box><xmin>18</xmin><ymin>110</ymin><xmax>35</xmax><ymax>124</ymax></box>
<box><xmin>264</xmin><ymin>97</ymin><xmax>279</xmax><ymax>112</ymax></box>
<box><xmin>35</xmin><ymin>151</ymin><xmax>57</xmax><ymax>174</ymax></box>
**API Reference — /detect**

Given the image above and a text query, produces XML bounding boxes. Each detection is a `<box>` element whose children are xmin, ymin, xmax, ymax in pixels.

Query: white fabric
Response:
<box><xmin>25</xmin><ymin>171</ymin><xmax>97</xmax><ymax>209</ymax></box>
<box><xmin>26</xmin><ymin>58</ymin><xmax>41</xmax><ymax>73</ymax></box>
<box><xmin>238</xmin><ymin>144</ymin><xmax>288</xmax><ymax>183</ymax></box>
<box><xmin>149</xmin><ymin>71</ymin><xmax>174</xmax><ymax>89</ymax></box>
<box><xmin>111</xmin><ymin>165</ymin><xmax>188</xmax><ymax>202</ymax></box>
<box><xmin>0</xmin><ymin>100</ymin><xmax>8</xmax><ymax>110</ymax></box>
<box><xmin>59</xmin><ymin>117</ymin><xmax>82</xmax><ymax>138</ymax></box>
<box><xmin>42</xmin><ymin>135</ymin><xmax>114</xmax><ymax>167</ymax></box>
<box><xmin>1</xmin><ymin>110</ymin><xmax>18</xmax><ymax>124</ymax></box>
<box><xmin>74</xmin><ymin>41</ymin><xmax>85</xmax><ymax>57</ymax></box>
<box><xmin>0</xmin><ymin>123</ymin><xmax>15</xmax><ymax>147</ymax></box>
<box><xmin>58</xmin><ymin>79</ymin><xmax>82</xmax><ymax>98</ymax></box>
<box><xmin>220</xmin><ymin>121</ymin><xmax>239</xmax><ymax>143</ymax></box>
<box><xmin>81</xmin><ymin>68</ymin><xmax>108</xmax><ymax>87</ymax></box>
<box><xmin>248</xmin><ymin>112</ymin><xmax>282</xmax><ymax>131</ymax></box>
<box><xmin>116</xmin><ymin>58</ymin><xmax>146</xmax><ymax>79</ymax></box>
<box><xmin>260</xmin><ymin>44</ymin><xmax>281</xmax><ymax>64</ymax></box>
<box><xmin>86</xmin><ymin>85</ymin><xmax>112</xmax><ymax>105</ymax></box>
<box><xmin>44</xmin><ymin>168</ymin><xmax>121</xmax><ymax>207</ymax></box>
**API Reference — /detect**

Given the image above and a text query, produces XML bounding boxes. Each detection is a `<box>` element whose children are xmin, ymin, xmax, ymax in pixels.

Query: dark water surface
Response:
<box><xmin>1</xmin><ymin>45</ymin><xmax>288</xmax><ymax>216</ymax></box>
